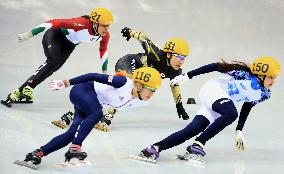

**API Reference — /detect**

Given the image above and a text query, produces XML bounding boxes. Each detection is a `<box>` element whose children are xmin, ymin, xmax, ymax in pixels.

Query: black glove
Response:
<box><xmin>176</xmin><ymin>103</ymin><xmax>189</xmax><ymax>120</ymax></box>
<box><xmin>121</xmin><ymin>27</ymin><xmax>131</xmax><ymax>41</ymax></box>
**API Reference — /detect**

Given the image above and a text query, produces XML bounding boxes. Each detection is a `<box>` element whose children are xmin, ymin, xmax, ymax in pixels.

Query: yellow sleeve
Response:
<box><xmin>129</xmin><ymin>30</ymin><xmax>148</xmax><ymax>41</ymax></box>
<box><xmin>170</xmin><ymin>84</ymin><xmax>182</xmax><ymax>104</ymax></box>
<box><xmin>130</xmin><ymin>29</ymin><xmax>161</xmax><ymax>61</ymax></box>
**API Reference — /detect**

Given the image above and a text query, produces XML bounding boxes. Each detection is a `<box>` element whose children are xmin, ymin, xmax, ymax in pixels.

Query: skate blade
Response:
<box><xmin>129</xmin><ymin>155</ymin><xmax>157</xmax><ymax>164</ymax></box>
<box><xmin>1</xmin><ymin>100</ymin><xmax>12</xmax><ymax>108</ymax></box>
<box><xmin>1</xmin><ymin>100</ymin><xmax>33</xmax><ymax>108</ymax></box>
<box><xmin>51</xmin><ymin>120</ymin><xmax>67</xmax><ymax>129</ymax></box>
<box><xmin>177</xmin><ymin>154</ymin><xmax>205</xmax><ymax>165</ymax></box>
<box><xmin>11</xmin><ymin>100</ymin><xmax>33</xmax><ymax>104</ymax></box>
<box><xmin>54</xmin><ymin>160</ymin><xmax>91</xmax><ymax>167</ymax></box>
<box><xmin>14</xmin><ymin>160</ymin><xmax>39</xmax><ymax>170</ymax></box>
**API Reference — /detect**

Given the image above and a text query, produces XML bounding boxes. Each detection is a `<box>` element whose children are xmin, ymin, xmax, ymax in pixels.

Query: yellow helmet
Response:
<box><xmin>89</xmin><ymin>8</ymin><xmax>114</xmax><ymax>25</ymax></box>
<box><xmin>163</xmin><ymin>38</ymin><xmax>190</xmax><ymax>56</ymax></box>
<box><xmin>250</xmin><ymin>56</ymin><xmax>281</xmax><ymax>76</ymax></box>
<box><xmin>133</xmin><ymin>67</ymin><xmax>162</xmax><ymax>90</ymax></box>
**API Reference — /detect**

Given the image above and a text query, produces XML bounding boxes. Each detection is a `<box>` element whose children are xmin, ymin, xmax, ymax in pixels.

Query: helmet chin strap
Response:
<box><xmin>165</xmin><ymin>52</ymin><xmax>172</xmax><ymax>67</ymax></box>
<box><xmin>138</xmin><ymin>91</ymin><xmax>143</xmax><ymax>100</ymax></box>
<box><xmin>257</xmin><ymin>75</ymin><xmax>266</xmax><ymax>86</ymax></box>
<box><xmin>92</xmin><ymin>23</ymin><xmax>99</xmax><ymax>35</ymax></box>
<box><xmin>133</xmin><ymin>85</ymin><xmax>143</xmax><ymax>100</ymax></box>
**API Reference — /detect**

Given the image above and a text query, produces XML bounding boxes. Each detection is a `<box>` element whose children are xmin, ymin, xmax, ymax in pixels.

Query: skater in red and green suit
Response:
<box><xmin>3</xmin><ymin>8</ymin><xmax>113</xmax><ymax>107</ymax></box>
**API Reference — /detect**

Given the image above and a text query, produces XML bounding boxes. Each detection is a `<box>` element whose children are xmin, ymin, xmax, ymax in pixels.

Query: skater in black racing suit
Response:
<box><xmin>53</xmin><ymin>27</ymin><xmax>191</xmax><ymax>131</ymax></box>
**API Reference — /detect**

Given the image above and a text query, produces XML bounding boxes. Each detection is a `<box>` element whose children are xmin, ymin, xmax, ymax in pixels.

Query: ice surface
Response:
<box><xmin>1</xmin><ymin>0</ymin><xmax>284</xmax><ymax>174</ymax></box>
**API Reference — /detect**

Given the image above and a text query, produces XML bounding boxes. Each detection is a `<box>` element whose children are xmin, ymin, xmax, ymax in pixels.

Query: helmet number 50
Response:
<box><xmin>252</xmin><ymin>63</ymin><xmax>269</xmax><ymax>73</ymax></box>
<box><xmin>135</xmin><ymin>71</ymin><xmax>151</xmax><ymax>82</ymax></box>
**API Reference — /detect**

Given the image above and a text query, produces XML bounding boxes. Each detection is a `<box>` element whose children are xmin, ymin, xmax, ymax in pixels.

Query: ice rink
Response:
<box><xmin>1</xmin><ymin>0</ymin><xmax>284</xmax><ymax>174</ymax></box>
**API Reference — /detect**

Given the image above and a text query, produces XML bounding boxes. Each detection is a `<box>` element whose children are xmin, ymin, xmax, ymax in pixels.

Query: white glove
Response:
<box><xmin>170</xmin><ymin>74</ymin><xmax>190</xmax><ymax>85</ymax></box>
<box><xmin>18</xmin><ymin>31</ymin><xmax>33</xmax><ymax>42</ymax></box>
<box><xmin>48</xmin><ymin>80</ymin><xmax>68</xmax><ymax>90</ymax></box>
<box><xmin>235</xmin><ymin>130</ymin><xmax>246</xmax><ymax>151</ymax></box>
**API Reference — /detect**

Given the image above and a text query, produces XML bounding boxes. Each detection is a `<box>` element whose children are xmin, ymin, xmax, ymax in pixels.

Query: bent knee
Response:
<box><xmin>212</xmin><ymin>98</ymin><xmax>238</xmax><ymax>123</ymax></box>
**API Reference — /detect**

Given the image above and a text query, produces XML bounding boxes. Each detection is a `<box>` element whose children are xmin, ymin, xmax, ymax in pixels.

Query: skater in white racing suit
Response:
<box><xmin>137</xmin><ymin>56</ymin><xmax>280</xmax><ymax>162</ymax></box>
<box><xmin>17</xmin><ymin>67</ymin><xmax>162</xmax><ymax>168</ymax></box>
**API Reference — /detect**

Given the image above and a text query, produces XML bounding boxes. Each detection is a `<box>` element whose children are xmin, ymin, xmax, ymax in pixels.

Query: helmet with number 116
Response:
<box><xmin>133</xmin><ymin>67</ymin><xmax>162</xmax><ymax>90</ymax></box>
<box><xmin>163</xmin><ymin>38</ymin><xmax>190</xmax><ymax>56</ymax></box>
<box><xmin>89</xmin><ymin>8</ymin><xmax>114</xmax><ymax>25</ymax></box>
<box><xmin>250</xmin><ymin>56</ymin><xmax>281</xmax><ymax>76</ymax></box>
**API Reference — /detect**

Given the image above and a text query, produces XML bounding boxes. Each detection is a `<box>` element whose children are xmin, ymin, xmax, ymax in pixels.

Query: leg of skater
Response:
<box><xmin>6</xmin><ymin>29</ymin><xmax>75</xmax><ymax>103</ymax></box>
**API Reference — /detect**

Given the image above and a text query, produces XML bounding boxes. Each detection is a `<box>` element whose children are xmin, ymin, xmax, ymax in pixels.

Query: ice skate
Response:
<box><xmin>1</xmin><ymin>88</ymin><xmax>33</xmax><ymax>108</ymax></box>
<box><xmin>21</xmin><ymin>86</ymin><xmax>34</xmax><ymax>101</ymax></box>
<box><xmin>14</xmin><ymin>149</ymin><xmax>43</xmax><ymax>170</ymax></box>
<box><xmin>65</xmin><ymin>149</ymin><xmax>87</xmax><ymax>162</ymax></box>
<box><xmin>129</xmin><ymin>145</ymin><xmax>159</xmax><ymax>164</ymax></box>
<box><xmin>8</xmin><ymin>89</ymin><xmax>21</xmax><ymax>102</ymax></box>
<box><xmin>94</xmin><ymin>108</ymin><xmax>116</xmax><ymax>132</ymax></box>
<box><xmin>51</xmin><ymin>111</ymin><xmax>74</xmax><ymax>129</ymax></box>
<box><xmin>177</xmin><ymin>141</ymin><xmax>206</xmax><ymax>165</ymax></box>
<box><xmin>64</xmin><ymin>145</ymin><xmax>87</xmax><ymax>162</ymax></box>
<box><xmin>1</xmin><ymin>89</ymin><xmax>21</xmax><ymax>107</ymax></box>
<box><xmin>54</xmin><ymin>145</ymin><xmax>89</xmax><ymax>167</ymax></box>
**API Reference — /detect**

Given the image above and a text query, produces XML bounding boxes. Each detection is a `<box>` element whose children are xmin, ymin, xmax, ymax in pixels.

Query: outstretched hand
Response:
<box><xmin>235</xmin><ymin>130</ymin><xmax>246</xmax><ymax>151</ymax></box>
<box><xmin>48</xmin><ymin>80</ymin><xmax>69</xmax><ymax>90</ymax></box>
<box><xmin>18</xmin><ymin>32</ymin><xmax>33</xmax><ymax>42</ymax></box>
<box><xmin>170</xmin><ymin>74</ymin><xmax>190</xmax><ymax>86</ymax></box>
<box><xmin>121</xmin><ymin>27</ymin><xmax>131</xmax><ymax>41</ymax></box>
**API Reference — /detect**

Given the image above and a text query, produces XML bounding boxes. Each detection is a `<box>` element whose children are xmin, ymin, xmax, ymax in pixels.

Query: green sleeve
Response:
<box><xmin>31</xmin><ymin>27</ymin><xmax>46</xmax><ymax>36</ymax></box>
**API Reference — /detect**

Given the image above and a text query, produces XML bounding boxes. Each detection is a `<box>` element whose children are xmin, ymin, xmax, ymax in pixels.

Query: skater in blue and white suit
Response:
<box><xmin>137</xmin><ymin>56</ymin><xmax>281</xmax><ymax>162</ymax></box>
<box><xmin>17</xmin><ymin>67</ymin><xmax>162</xmax><ymax>168</ymax></box>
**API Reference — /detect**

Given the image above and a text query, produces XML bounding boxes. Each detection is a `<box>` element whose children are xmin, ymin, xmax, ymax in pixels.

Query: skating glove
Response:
<box><xmin>18</xmin><ymin>31</ymin><xmax>33</xmax><ymax>42</ymax></box>
<box><xmin>235</xmin><ymin>130</ymin><xmax>246</xmax><ymax>151</ymax></box>
<box><xmin>170</xmin><ymin>74</ymin><xmax>190</xmax><ymax>86</ymax></box>
<box><xmin>121</xmin><ymin>27</ymin><xmax>131</xmax><ymax>41</ymax></box>
<box><xmin>176</xmin><ymin>103</ymin><xmax>189</xmax><ymax>120</ymax></box>
<box><xmin>48</xmin><ymin>80</ymin><xmax>69</xmax><ymax>90</ymax></box>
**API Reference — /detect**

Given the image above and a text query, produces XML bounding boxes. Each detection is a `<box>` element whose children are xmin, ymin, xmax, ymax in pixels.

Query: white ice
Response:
<box><xmin>1</xmin><ymin>0</ymin><xmax>284</xmax><ymax>174</ymax></box>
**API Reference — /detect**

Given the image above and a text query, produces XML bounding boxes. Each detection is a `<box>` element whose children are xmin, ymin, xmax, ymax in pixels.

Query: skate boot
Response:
<box><xmin>186</xmin><ymin>141</ymin><xmax>206</xmax><ymax>156</ymax></box>
<box><xmin>94</xmin><ymin>108</ymin><xmax>117</xmax><ymax>132</ymax></box>
<box><xmin>21</xmin><ymin>86</ymin><xmax>34</xmax><ymax>101</ymax></box>
<box><xmin>130</xmin><ymin>145</ymin><xmax>159</xmax><ymax>163</ymax></box>
<box><xmin>25</xmin><ymin>149</ymin><xmax>44</xmax><ymax>165</ymax></box>
<box><xmin>8</xmin><ymin>89</ymin><xmax>21</xmax><ymax>102</ymax></box>
<box><xmin>140</xmin><ymin>145</ymin><xmax>160</xmax><ymax>160</ymax></box>
<box><xmin>51</xmin><ymin>111</ymin><xmax>74</xmax><ymax>129</ymax></box>
<box><xmin>1</xmin><ymin>89</ymin><xmax>24</xmax><ymax>108</ymax></box>
<box><xmin>177</xmin><ymin>141</ymin><xmax>206</xmax><ymax>164</ymax></box>
<box><xmin>14</xmin><ymin>149</ymin><xmax>44</xmax><ymax>170</ymax></box>
<box><xmin>1</xmin><ymin>86</ymin><xmax>33</xmax><ymax>108</ymax></box>
<box><xmin>65</xmin><ymin>144</ymin><xmax>87</xmax><ymax>162</ymax></box>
